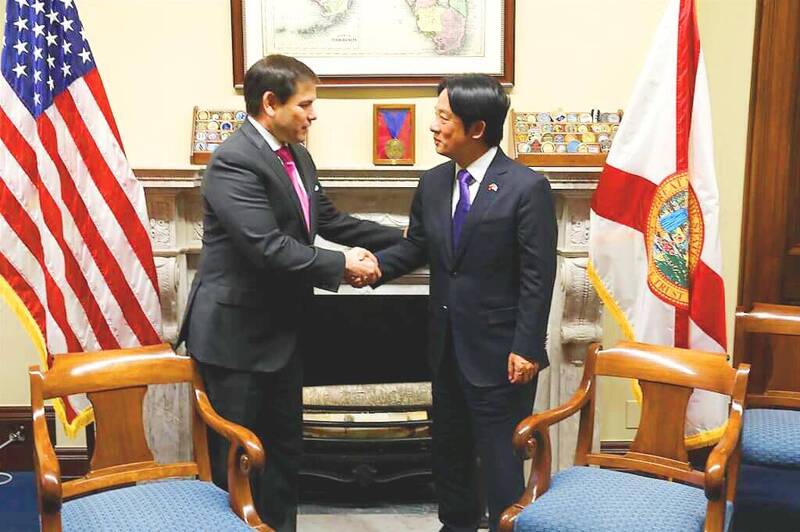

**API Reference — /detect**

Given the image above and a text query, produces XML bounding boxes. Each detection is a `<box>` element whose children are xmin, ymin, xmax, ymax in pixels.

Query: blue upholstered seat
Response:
<box><xmin>742</xmin><ymin>408</ymin><xmax>800</xmax><ymax>468</ymax></box>
<box><xmin>513</xmin><ymin>466</ymin><xmax>733</xmax><ymax>532</ymax></box>
<box><xmin>61</xmin><ymin>479</ymin><xmax>252</xmax><ymax>531</ymax></box>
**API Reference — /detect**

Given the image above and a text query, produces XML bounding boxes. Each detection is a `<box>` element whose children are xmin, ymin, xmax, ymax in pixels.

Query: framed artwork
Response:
<box><xmin>231</xmin><ymin>0</ymin><xmax>514</xmax><ymax>87</ymax></box>
<box><xmin>373</xmin><ymin>104</ymin><xmax>415</xmax><ymax>165</ymax></box>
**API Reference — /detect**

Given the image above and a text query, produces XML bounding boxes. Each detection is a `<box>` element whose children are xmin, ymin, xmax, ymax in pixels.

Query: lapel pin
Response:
<box><xmin>314</xmin><ymin>184</ymin><xmax>320</xmax><ymax>191</ymax></box>
<box><xmin>488</xmin><ymin>183</ymin><xmax>498</xmax><ymax>192</ymax></box>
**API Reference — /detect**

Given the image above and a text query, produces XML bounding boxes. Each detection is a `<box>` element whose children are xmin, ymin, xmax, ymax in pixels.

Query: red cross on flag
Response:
<box><xmin>588</xmin><ymin>0</ymin><xmax>728</xmax><ymax>447</ymax></box>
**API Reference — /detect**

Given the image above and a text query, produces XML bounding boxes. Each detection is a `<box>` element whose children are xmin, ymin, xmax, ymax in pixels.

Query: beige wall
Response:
<box><xmin>0</xmin><ymin>0</ymin><xmax>756</xmax><ymax>444</ymax></box>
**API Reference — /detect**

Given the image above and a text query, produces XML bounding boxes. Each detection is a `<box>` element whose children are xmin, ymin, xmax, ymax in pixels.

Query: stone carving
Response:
<box><xmin>354</xmin><ymin>212</ymin><xmax>409</xmax><ymax>228</ymax></box>
<box><xmin>146</xmin><ymin>196</ymin><xmax>176</xmax><ymax>249</ymax></box>
<box><xmin>304</xmin><ymin>382</ymin><xmax>431</xmax><ymax>408</ymax></box>
<box><xmin>564</xmin><ymin>198</ymin><xmax>591</xmax><ymax>251</ymax></box>
<box><xmin>155</xmin><ymin>257</ymin><xmax>178</xmax><ymax>344</ymax></box>
<box><xmin>569</xmin><ymin>215</ymin><xmax>590</xmax><ymax>247</ymax></box>
<box><xmin>144</xmin><ymin>383</ymin><xmax>192</xmax><ymax>464</ymax></box>
<box><xmin>539</xmin><ymin>184</ymin><xmax>604</xmax><ymax>471</ymax></box>
<box><xmin>149</xmin><ymin>218</ymin><xmax>171</xmax><ymax>248</ymax></box>
<box><xmin>560</xmin><ymin>257</ymin><xmax>603</xmax><ymax>347</ymax></box>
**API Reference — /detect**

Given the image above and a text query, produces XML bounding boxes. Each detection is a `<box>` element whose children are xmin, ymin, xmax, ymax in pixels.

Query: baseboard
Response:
<box><xmin>0</xmin><ymin>406</ymin><xmax>89</xmax><ymax>478</ymax></box>
<box><xmin>56</xmin><ymin>446</ymin><xmax>90</xmax><ymax>479</ymax></box>
<box><xmin>599</xmin><ymin>439</ymin><xmax>631</xmax><ymax>455</ymax></box>
<box><xmin>599</xmin><ymin>439</ymin><xmax>710</xmax><ymax>471</ymax></box>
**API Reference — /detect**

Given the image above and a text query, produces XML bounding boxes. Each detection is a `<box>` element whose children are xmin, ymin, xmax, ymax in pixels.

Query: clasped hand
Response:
<box><xmin>508</xmin><ymin>353</ymin><xmax>539</xmax><ymax>384</ymax></box>
<box><xmin>344</xmin><ymin>247</ymin><xmax>381</xmax><ymax>288</ymax></box>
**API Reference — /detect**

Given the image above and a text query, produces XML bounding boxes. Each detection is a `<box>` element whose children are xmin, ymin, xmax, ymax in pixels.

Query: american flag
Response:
<box><xmin>1</xmin><ymin>0</ymin><xmax>162</xmax><ymax>436</ymax></box>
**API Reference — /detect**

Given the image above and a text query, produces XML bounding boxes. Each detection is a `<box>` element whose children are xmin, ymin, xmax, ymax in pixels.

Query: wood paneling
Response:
<box><xmin>0</xmin><ymin>406</ymin><xmax>88</xmax><ymax>478</ymax></box>
<box><xmin>739</xmin><ymin>0</ymin><xmax>800</xmax><ymax>307</ymax></box>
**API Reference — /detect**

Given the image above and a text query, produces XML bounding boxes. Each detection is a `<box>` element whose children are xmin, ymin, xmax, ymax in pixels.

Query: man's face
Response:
<box><xmin>430</xmin><ymin>89</ymin><xmax>470</xmax><ymax>160</ymax></box>
<box><xmin>268</xmin><ymin>80</ymin><xmax>317</xmax><ymax>144</ymax></box>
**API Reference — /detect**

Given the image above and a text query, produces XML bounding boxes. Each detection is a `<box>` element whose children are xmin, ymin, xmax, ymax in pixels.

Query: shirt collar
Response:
<box><xmin>455</xmin><ymin>146</ymin><xmax>498</xmax><ymax>185</ymax></box>
<box><xmin>247</xmin><ymin>115</ymin><xmax>284</xmax><ymax>152</ymax></box>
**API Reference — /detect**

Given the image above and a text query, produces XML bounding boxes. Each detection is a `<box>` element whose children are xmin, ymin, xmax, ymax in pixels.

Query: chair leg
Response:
<box><xmin>705</xmin><ymin>500</ymin><xmax>726</xmax><ymax>532</ymax></box>
<box><xmin>40</xmin><ymin>512</ymin><xmax>63</xmax><ymax>532</ymax></box>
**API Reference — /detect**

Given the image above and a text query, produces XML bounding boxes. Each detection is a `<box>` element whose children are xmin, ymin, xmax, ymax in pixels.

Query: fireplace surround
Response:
<box><xmin>138</xmin><ymin>165</ymin><xmax>603</xmax><ymax>480</ymax></box>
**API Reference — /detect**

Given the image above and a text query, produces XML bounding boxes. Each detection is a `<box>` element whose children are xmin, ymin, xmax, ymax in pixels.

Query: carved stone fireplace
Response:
<box><xmin>139</xmin><ymin>165</ymin><xmax>603</xmax><ymax>476</ymax></box>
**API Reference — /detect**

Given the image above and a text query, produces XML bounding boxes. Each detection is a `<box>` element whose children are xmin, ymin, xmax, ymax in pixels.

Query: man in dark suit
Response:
<box><xmin>178</xmin><ymin>55</ymin><xmax>402</xmax><ymax>531</ymax></box>
<box><xmin>366</xmin><ymin>74</ymin><xmax>557</xmax><ymax>532</ymax></box>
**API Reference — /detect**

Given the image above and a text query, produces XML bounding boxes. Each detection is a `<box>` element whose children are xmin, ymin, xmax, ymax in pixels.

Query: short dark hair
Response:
<box><xmin>244</xmin><ymin>55</ymin><xmax>319</xmax><ymax>116</ymax></box>
<box><xmin>437</xmin><ymin>74</ymin><xmax>509</xmax><ymax>147</ymax></box>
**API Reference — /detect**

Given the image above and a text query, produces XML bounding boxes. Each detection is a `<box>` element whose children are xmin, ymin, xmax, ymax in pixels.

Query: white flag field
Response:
<box><xmin>588</xmin><ymin>0</ymin><xmax>728</xmax><ymax>448</ymax></box>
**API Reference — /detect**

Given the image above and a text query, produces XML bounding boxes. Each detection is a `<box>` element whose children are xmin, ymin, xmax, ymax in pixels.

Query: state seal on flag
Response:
<box><xmin>645</xmin><ymin>171</ymin><xmax>704</xmax><ymax>309</ymax></box>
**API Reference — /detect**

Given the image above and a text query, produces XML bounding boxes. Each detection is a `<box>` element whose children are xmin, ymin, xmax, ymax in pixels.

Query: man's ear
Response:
<box><xmin>262</xmin><ymin>91</ymin><xmax>278</xmax><ymax>117</ymax></box>
<box><xmin>469</xmin><ymin>120</ymin><xmax>487</xmax><ymax>141</ymax></box>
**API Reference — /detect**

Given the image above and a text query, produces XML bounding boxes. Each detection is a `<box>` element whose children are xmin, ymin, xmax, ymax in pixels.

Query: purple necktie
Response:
<box><xmin>452</xmin><ymin>169</ymin><xmax>475</xmax><ymax>250</ymax></box>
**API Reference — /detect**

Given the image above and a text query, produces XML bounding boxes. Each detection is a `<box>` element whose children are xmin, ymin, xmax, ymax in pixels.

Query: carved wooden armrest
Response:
<box><xmin>499</xmin><ymin>375</ymin><xmax>594</xmax><ymax>532</ymax></box>
<box><xmin>705</xmin><ymin>365</ymin><xmax>750</xmax><ymax>501</ymax></box>
<box><xmin>193</xmin><ymin>387</ymin><xmax>265</xmax><ymax>473</ymax></box>
<box><xmin>193</xmin><ymin>385</ymin><xmax>271</xmax><ymax>530</ymax></box>
<box><xmin>31</xmin><ymin>400</ymin><xmax>62</xmax><ymax>514</ymax></box>
<box><xmin>513</xmin><ymin>378</ymin><xmax>592</xmax><ymax>459</ymax></box>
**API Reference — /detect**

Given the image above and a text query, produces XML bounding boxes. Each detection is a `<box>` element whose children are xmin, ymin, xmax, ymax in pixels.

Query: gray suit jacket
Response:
<box><xmin>178</xmin><ymin>120</ymin><xmax>402</xmax><ymax>372</ymax></box>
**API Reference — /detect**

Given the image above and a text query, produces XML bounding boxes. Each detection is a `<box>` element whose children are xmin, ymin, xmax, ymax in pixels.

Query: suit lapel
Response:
<box><xmin>289</xmin><ymin>143</ymin><xmax>316</xmax><ymax>237</ymax></box>
<box><xmin>452</xmin><ymin>150</ymin><xmax>509</xmax><ymax>265</ymax></box>
<box><xmin>435</xmin><ymin>162</ymin><xmax>456</xmax><ymax>269</ymax></box>
<box><xmin>241</xmin><ymin>123</ymin><xmax>311</xmax><ymax>242</ymax></box>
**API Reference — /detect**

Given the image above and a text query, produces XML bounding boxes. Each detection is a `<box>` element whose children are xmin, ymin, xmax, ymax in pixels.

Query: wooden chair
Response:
<box><xmin>499</xmin><ymin>341</ymin><xmax>750</xmax><ymax>532</ymax></box>
<box><xmin>733</xmin><ymin>303</ymin><xmax>800</xmax><ymax>470</ymax></box>
<box><xmin>30</xmin><ymin>343</ymin><xmax>271</xmax><ymax>531</ymax></box>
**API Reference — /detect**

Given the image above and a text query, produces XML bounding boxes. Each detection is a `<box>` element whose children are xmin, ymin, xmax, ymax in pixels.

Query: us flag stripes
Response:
<box><xmin>1</xmin><ymin>0</ymin><xmax>162</xmax><ymax>437</ymax></box>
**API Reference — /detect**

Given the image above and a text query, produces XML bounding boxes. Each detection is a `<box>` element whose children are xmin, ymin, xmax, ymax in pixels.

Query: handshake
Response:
<box><xmin>343</xmin><ymin>247</ymin><xmax>382</xmax><ymax>288</ymax></box>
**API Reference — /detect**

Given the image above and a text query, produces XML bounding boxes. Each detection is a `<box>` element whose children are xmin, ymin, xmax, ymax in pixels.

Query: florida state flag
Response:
<box><xmin>588</xmin><ymin>0</ymin><xmax>728</xmax><ymax>447</ymax></box>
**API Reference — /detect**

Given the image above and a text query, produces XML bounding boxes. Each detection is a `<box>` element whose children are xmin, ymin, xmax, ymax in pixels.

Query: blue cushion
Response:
<box><xmin>62</xmin><ymin>479</ymin><xmax>252</xmax><ymax>531</ymax></box>
<box><xmin>742</xmin><ymin>408</ymin><xmax>800</xmax><ymax>468</ymax></box>
<box><xmin>514</xmin><ymin>466</ymin><xmax>732</xmax><ymax>532</ymax></box>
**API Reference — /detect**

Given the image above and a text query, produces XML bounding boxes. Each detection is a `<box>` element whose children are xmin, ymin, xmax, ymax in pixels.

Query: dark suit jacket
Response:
<box><xmin>179</xmin><ymin>120</ymin><xmax>402</xmax><ymax>373</ymax></box>
<box><xmin>376</xmin><ymin>149</ymin><xmax>557</xmax><ymax>386</ymax></box>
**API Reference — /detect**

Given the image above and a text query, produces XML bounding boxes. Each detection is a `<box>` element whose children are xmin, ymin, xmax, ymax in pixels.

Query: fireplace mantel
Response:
<box><xmin>136</xmin><ymin>166</ymin><xmax>600</xmax><ymax>190</ymax></box>
<box><xmin>139</xmin><ymin>165</ymin><xmax>603</xmax><ymax>471</ymax></box>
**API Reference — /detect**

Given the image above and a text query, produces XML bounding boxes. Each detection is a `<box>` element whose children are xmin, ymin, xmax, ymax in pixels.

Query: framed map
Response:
<box><xmin>231</xmin><ymin>0</ymin><xmax>514</xmax><ymax>87</ymax></box>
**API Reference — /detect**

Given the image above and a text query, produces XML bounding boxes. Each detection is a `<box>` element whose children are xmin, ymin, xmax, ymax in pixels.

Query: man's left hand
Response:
<box><xmin>508</xmin><ymin>353</ymin><xmax>539</xmax><ymax>384</ymax></box>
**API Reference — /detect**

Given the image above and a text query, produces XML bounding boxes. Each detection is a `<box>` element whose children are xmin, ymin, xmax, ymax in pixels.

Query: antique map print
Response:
<box><xmin>263</xmin><ymin>0</ymin><xmax>485</xmax><ymax>57</ymax></box>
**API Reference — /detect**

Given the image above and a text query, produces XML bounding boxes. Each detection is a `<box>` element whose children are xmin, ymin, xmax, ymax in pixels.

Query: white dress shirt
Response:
<box><xmin>247</xmin><ymin>115</ymin><xmax>283</xmax><ymax>151</ymax></box>
<box><xmin>451</xmin><ymin>146</ymin><xmax>498</xmax><ymax>216</ymax></box>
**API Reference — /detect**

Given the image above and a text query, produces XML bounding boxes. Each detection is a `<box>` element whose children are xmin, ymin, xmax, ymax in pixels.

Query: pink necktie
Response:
<box><xmin>276</xmin><ymin>146</ymin><xmax>310</xmax><ymax>233</ymax></box>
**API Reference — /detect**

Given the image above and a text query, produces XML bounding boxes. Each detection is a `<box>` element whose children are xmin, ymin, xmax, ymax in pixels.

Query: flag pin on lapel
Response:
<box><xmin>487</xmin><ymin>183</ymin><xmax>498</xmax><ymax>192</ymax></box>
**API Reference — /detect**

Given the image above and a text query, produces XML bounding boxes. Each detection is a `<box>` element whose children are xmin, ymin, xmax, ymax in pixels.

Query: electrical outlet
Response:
<box><xmin>10</xmin><ymin>425</ymin><xmax>26</xmax><ymax>442</ymax></box>
<box><xmin>625</xmin><ymin>400</ymin><xmax>641</xmax><ymax>429</ymax></box>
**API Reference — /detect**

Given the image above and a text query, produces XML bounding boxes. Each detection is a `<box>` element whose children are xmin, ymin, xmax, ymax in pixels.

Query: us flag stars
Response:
<box><xmin>2</xmin><ymin>0</ymin><xmax>94</xmax><ymax>117</ymax></box>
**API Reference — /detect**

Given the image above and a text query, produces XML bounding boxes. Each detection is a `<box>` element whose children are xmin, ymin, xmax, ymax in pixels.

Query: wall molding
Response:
<box><xmin>599</xmin><ymin>440</ymin><xmax>631</xmax><ymax>456</ymax></box>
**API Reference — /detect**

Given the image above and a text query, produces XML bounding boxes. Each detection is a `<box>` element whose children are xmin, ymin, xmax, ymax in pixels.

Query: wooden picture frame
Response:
<box><xmin>190</xmin><ymin>107</ymin><xmax>248</xmax><ymax>165</ymax></box>
<box><xmin>231</xmin><ymin>0</ymin><xmax>514</xmax><ymax>88</ymax></box>
<box><xmin>508</xmin><ymin>109</ymin><xmax>622</xmax><ymax>167</ymax></box>
<box><xmin>373</xmin><ymin>104</ymin><xmax>415</xmax><ymax>166</ymax></box>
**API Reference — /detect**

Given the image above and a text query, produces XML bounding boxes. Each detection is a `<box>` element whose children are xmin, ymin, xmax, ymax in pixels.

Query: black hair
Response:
<box><xmin>243</xmin><ymin>54</ymin><xmax>319</xmax><ymax>116</ymax></box>
<box><xmin>437</xmin><ymin>74</ymin><xmax>509</xmax><ymax>147</ymax></box>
